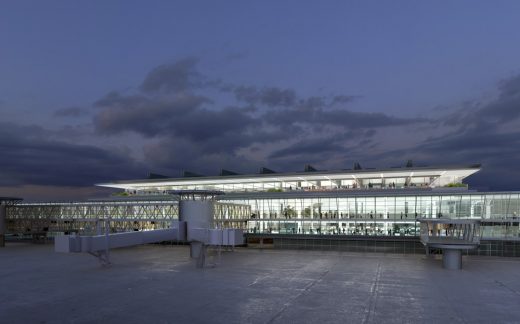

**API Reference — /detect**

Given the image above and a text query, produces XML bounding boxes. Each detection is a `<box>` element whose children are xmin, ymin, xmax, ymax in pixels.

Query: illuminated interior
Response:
<box><xmin>98</xmin><ymin>165</ymin><xmax>480</xmax><ymax>195</ymax></box>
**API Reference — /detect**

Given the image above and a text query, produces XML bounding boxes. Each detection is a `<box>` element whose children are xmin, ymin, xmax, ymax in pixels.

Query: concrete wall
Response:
<box><xmin>468</xmin><ymin>240</ymin><xmax>520</xmax><ymax>257</ymax></box>
<box><xmin>246</xmin><ymin>234</ymin><xmax>424</xmax><ymax>254</ymax></box>
<box><xmin>245</xmin><ymin>234</ymin><xmax>520</xmax><ymax>256</ymax></box>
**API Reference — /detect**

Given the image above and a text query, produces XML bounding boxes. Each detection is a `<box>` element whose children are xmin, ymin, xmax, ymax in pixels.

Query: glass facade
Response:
<box><xmin>107</xmin><ymin>166</ymin><xmax>478</xmax><ymax>195</ymax></box>
<box><xmin>7</xmin><ymin>191</ymin><xmax>520</xmax><ymax>242</ymax></box>
<box><xmin>219</xmin><ymin>192</ymin><xmax>520</xmax><ymax>240</ymax></box>
<box><xmin>96</xmin><ymin>165</ymin><xmax>519</xmax><ymax>242</ymax></box>
<box><xmin>131</xmin><ymin>176</ymin><xmax>434</xmax><ymax>193</ymax></box>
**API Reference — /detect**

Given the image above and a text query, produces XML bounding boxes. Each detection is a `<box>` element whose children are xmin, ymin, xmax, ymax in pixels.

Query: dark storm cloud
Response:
<box><xmin>140</xmin><ymin>57</ymin><xmax>202</xmax><ymax>93</ymax></box>
<box><xmin>497</xmin><ymin>74</ymin><xmax>520</xmax><ymax>99</ymax></box>
<box><xmin>441</xmin><ymin>74</ymin><xmax>520</xmax><ymax>127</ymax></box>
<box><xmin>94</xmin><ymin>92</ymin><xmax>213</xmax><ymax>137</ymax></box>
<box><xmin>269</xmin><ymin>129</ymin><xmax>377</xmax><ymax>160</ymax></box>
<box><xmin>94</xmin><ymin>58</ymin><xmax>426</xmax><ymax>137</ymax></box>
<box><xmin>266</xmin><ymin>106</ymin><xmax>426</xmax><ymax>129</ymax></box>
<box><xmin>318</xmin><ymin>109</ymin><xmax>426</xmax><ymax>128</ymax></box>
<box><xmin>269</xmin><ymin>138</ymin><xmax>346</xmax><ymax>159</ymax></box>
<box><xmin>54</xmin><ymin>106</ymin><xmax>89</xmax><ymax>117</ymax></box>
<box><xmin>233</xmin><ymin>86</ymin><xmax>360</xmax><ymax>109</ymax></box>
<box><xmin>330</xmin><ymin>95</ymin><xmax>361</xmax><ymax>106</ymax></box>
<box><xmin>94</xmin><ymin>91</ymin><xmax>258</xmax><ymax>143</ymax></box>
<box><xmin>166</xmin><ymin>106</ymin><xmax>257</xmax><ymax>141</ymax></box>
<box><xmin>478</xmin><ymin>92</ymin><xmax>520</xmax><ymax>123</ymax></box>
<box><xmin>142</xmin><ymin>137</ymin><xmax>259</xmax><ymax>176</ymax></box>
<box><xmin>141</xmin><ymin>122</ymin><xmax>301</xmax><ymax>174</ymax></box>
<box><xmin>0</xmin><ymin>122</ymin><xmax>142</xmax><ymax>187</ymax></box>
<box><xmin>421</xmin><ymin>130</ymin><xmax>520</xmax><ymax>153</ymax></box>
<box><xmin>10</xmin><ymin>57</ymin><xmax>518</xmax><ymax>193</ymax></box>
<box><xmin>196</xmin><ymin>126</ymin><xmax>300</xmax><ymax>154</ymax></box>
<box><xmin>90</xmin><ymin>57</ymin><xmax>432</xmax><ymax>176</ymax></box>
<box><xmin>369</xmin><ymin>73</ymin><xmax>520</xmax><ymax>190</ymax></box>
<box><xmin>94</xmin><ymin>91</ymin><xmax>151</xmax><ymax>108</ymax></box>
<box><xmin>369</xmin><ymin>134</ymin><xmax>520</xmax><ymax>191</ymax></box>
<box><xmin>233</xmin><ymin>86</ymin><xmax>297</xmax><ymax>107</ymax></box>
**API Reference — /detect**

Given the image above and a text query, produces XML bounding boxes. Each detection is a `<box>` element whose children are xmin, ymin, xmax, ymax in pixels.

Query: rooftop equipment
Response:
<box><xmin>418</xmin><ymin>218</ymin><xmax>481</xmax><ymax>270</ymax></box>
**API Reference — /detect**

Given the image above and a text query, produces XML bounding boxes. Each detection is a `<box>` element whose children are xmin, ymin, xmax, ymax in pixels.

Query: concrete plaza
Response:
<box><xmin>1</xmin><ymin>243</ymin><xmax>520</xmax><ymax>323</ymax></box>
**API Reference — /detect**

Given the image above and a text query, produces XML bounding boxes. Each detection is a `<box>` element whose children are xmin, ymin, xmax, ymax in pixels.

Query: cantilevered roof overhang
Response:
<box><xmin>97</xmin><ymin>164</ymin><xmax>481</xmax><ymax>190</ymax></box>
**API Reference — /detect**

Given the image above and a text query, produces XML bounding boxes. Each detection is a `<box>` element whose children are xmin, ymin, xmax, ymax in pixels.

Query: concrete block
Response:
<box><xmin>55</xmin><ymin>235</ymin><xmax>81</xmax><ymax>253</ymax></box>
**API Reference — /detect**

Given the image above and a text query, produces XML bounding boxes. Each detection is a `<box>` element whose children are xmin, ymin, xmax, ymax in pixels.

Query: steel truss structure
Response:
<box><xmin>214</xmin><ymin>203</ymin><xmax>251</xmax><ymax>230</ymax></box>
<box><xmin>5</xmin><ymin>200</ymin><xmax>250</xmax><ymax>236</ymax></box>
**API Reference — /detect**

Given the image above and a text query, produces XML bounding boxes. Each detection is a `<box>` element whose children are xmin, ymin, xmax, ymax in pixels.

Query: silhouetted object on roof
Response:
<box><xmin>259</xmin><ymin>167</ymin><xmax>276</xmax><ymax>174</ymax></box>
<box><xmin>304</xmin><ymin>164</ymin><xmax>318</xmax><ymax>172</ymax></box>
<box><xmin>220</xmin><ymin>169</ymin><xmax>239</xmax><ymax>176</ymax></box>
<box><xmin>148</xmin><ymin>173</ymin><xmax>170</xmax><ymax>179</ymax></box>
<box><xmin>183</xmin><ymin>171</ymin><xmax>204</xmax><ymax>178</ymax></box>
<box><xmin>0</xmin><ymin>197</ymin><xmax>23</xmax><ymax>203</ymax></box>
<box><xmin>406</xmin><ymin>160</ymin><xmax>413</xmax><ymax>168</ymax></box>
<box><xmin>353</xmin><ymin>162</ymin><xmax>362</xmax><ymax>170</ymax></box>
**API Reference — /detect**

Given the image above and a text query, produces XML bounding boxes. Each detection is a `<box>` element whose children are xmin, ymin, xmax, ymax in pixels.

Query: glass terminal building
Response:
<box><xmin>7</xmin><ymin>163</ymin><xmax>519</xmax><ymax>255</ymax></box>
<box><xmin>98</xmin><ymin>164</ymin><xmax>520</xmax><ymax>251</ymax></box>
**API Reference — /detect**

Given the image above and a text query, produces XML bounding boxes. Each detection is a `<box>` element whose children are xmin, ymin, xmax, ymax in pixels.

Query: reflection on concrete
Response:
<box><xmin>2</xmin><ymin>244</ymin><xmax>520</xmax><ymax>323</ymax></box>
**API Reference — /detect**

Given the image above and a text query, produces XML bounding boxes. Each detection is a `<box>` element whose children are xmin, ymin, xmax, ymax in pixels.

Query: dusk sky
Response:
<box><xmin>1</xmin><ymin>1</ymin><xmax>520</xmax><ymax>200</ymax></box>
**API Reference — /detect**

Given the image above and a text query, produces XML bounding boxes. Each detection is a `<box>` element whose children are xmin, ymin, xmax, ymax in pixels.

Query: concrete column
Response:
<box><xmin>190</xmin><ymin>241</ymin><xmax>203</xmax><ymax>258</ymax></box>
<box><xmin>0</xmin><ymin>204</ymin><xmax>6</xmax><ymax>247</ymax></box>
<box><xmin>442</xmin><ymin>249</ymin><xmax>462</xmax><ymax>270</ymax></box>
<box><xmin>179</xmin><ymin>200</ymin><xmax>213</xmax><ymax>223</ymax></box>
<box><xmin>179</xmin><ymin>200</ymin><xmax>214</xmax><ymax>242</ymax></box>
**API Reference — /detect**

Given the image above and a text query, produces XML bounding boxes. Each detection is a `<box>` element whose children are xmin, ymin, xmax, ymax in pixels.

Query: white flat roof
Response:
<box><xmin>98</xmin><ymin>165</ymin><xmax>481</xmax><ymax>190</ymax></box>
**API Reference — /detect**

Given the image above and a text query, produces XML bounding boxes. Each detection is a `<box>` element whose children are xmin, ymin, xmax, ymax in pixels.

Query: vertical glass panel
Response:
<box><xmin>375</xmin><ymin>197</ymin><xmax>387</xmax><ymax>220</ymax></box>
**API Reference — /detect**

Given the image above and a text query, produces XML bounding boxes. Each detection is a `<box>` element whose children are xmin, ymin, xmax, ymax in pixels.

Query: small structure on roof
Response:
<box><xmin>220</xmin><ymin>169</ymin><xmax>239</xmax><ymax>176</ymax></box>
<box><xmin>148</xmin><ymin>172</ymin><xmax>171</xmax><ymax>179</ymax></box>
<box><xmin>418</xmin><ymin>218</ymin><xmax>481</xmax><ymax>270</ymax></box>
<box><xmin>259</xmin><ymin>167</ymin><xmax>276</xmax><ymax>174</ymax></box>
<box><xmin>183</xmin><ymin>171</ymin><xmax>204</xmax><ymax>177</ymax></box>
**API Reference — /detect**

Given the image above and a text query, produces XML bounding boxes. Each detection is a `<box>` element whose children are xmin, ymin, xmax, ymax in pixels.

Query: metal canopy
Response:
<box><xmin>98</xmin><ymin>164</ymin><xmax>480</xmax><ymax>190</ymax></box>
